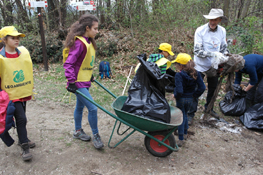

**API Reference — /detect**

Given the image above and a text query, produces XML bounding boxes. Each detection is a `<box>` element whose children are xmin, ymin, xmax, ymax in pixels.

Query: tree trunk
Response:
<box><xmin>240</xmin><ymin>0</ymin><xmax>251</xmax><ymax>19</ymax></box>
<box><xmin>47</xmin><ymin>0</ymin><xmax>59</xmax><ymax>31</ymax></box>
<box><xmin>152</xmin><ymin>0</ymin><xmax>159</xmax><ymax>18</ymax></box>
<box><xmin>210</xmin><ymin>0</ymin><xmax>216</xmax><ymax>8</ymax></box>
<box><xmin>60</xmin><ymin>0</ymin><xmax>67</xmax><ymax>27</ymax></box>
<box><xmin>15</xmin><ymin>0</ymin><xmax>33</xmax><ymax>31</ymax></box>
<box><xmin>99</xmin><ymin>0</ymin><xmax>105</xmax><ymax>25</ymax></box>
<box><xmin>236</xmin><ymin>0</ymin><xmax>244</xmax><ymax>20</ymax></box>
<box><xmin>0</xmin><ymin>0</ymin><xmax>13</xmax><ymax>26</ymax></box>
<box><xmin>106</xmin><ymin>0</ymin><xmax>111</xmax><ymax>27</ymax></box>
<box><xmin>116</xmin><ymin>0</ymin><xmax>124</xmax><ymax>24</ymax></box>
<box><xmin>223</xmin><ymin>0</ymin><xmax>230</xmax><ymax>25</ymax></box>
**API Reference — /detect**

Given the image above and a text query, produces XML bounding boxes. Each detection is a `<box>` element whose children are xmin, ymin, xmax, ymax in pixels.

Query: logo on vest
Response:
<box><xmin>13</xmin><ymin>70</ymin><xmax>25</xmax><ymax>83</ymax></box>
<box><xmin>90</xmin><ymin>56</ymin><xmax>94</xmax><ymax>66</ymax></box>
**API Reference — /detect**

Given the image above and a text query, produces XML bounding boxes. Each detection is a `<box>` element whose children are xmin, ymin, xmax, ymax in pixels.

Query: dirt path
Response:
<box><xmin>1</xmin><ymin>100</ymin><xmax>263</xmax><ymax>175</ymax></box>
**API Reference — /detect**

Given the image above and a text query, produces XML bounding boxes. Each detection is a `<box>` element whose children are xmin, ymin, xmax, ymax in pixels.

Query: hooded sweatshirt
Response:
<box><xmin>174</xmin><ymin>70</ymin><xmax>205</xmax><ymax>99</ymax></box>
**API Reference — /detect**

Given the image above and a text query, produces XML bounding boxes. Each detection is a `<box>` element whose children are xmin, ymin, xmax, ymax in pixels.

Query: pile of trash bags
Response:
<box><xmin>220</xmin><ymin>84</ymin><xmax>263</xmax><ymax>130</ymax></box>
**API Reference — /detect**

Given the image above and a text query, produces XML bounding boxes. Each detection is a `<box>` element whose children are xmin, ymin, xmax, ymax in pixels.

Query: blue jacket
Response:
<box><xmin>0</xmin><ymin>90</ymin><xmax>15</xmax><ymax>147</ymax></box>
<box><xmin>174</xmin><ymin>70</ymin><xmax>205</xmax><ymax>99</ymax></box>
<box><xmin>235</xmin><ymin>54</ymin><xmax>263</xmax><ymax>85</ymax></box>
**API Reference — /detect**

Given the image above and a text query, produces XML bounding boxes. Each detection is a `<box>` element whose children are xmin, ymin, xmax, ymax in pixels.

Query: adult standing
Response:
<box><xmin>235</xmin><ymin>54</ymin><xmax>263</xmax><ymax>107</ymax></box>
<box><xmin>188</xmin><ymin>9</ymin><xmax>229</xmax><ymax>124</ymax></box>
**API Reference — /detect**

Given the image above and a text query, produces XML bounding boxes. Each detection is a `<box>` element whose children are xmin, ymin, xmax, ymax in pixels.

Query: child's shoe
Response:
<box><xmin>21</xmin><ymin>143</ymin><xmax>32</xmax><ymax>161</ymax></box>
<box><xmin>177</xmin><ymin>140</ymin><xmax>185</xmax><ymax>147</ymax></box>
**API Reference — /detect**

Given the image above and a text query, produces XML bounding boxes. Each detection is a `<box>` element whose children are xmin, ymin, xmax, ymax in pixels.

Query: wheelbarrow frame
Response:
<box><xmin>76</xmin><ymin>80</ymin><xmax>180</xmax><ymax>155</ymax></box>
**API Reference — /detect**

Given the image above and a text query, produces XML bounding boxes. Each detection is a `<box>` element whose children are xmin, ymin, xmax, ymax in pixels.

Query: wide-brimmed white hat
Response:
<box><xmin>203</xmin><ymin>8</ymin><xmax>228</xmax><ymax>23</ymax></box>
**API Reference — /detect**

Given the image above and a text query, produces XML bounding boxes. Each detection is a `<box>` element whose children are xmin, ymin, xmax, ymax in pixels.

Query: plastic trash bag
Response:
<box><xmin>240</xmin><ymin>102</ymin><xmax>263</xmax><ymax>130</ymax></box>
<box><xmin>165</xmin><ymin>68</ymin><xmax>176</xmax><ymax>93</ymax></box>
<box><xmin>121</xmin><ymin>54</ymin><xmax>172</xmax><ymax>123</ymax></box>
<box><xmin>219</xmin><ymin>84</ymin><xmax>247</xmax><ymax>116</ymax></box>
<box><xmin>211</xmin><ymin>52</ymin><xmax>229</xmax><ymax>69</ymax></box>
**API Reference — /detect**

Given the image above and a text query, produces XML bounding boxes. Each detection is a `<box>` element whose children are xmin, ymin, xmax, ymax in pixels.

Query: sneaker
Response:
<box><xmin>92</xmin><ymin>133</ymin><xmax>104</xmax><ymax>149</ymax></box>
<box><xmin>21</xmin><ymin>143</ymin><xmax>33</xmax><ymax>161</ymax></box>
<box><xmin>18</xmin><ymin>140</ymin><xmax>36</xmax><ymax>148</ymax></box>
<box><xmin>188</xmin><ymin>116</ymin><xmax>193</xmax><ymax>126</ymax></box>
<box><xmin>177</xmin><ymin>140</ymin><xmax>185</xmax><ymax>147</ymax></box>
<box><xmin>73</xmin><ymin>129</ymin><xmax>91</xmax><ymax>141</ymax></box>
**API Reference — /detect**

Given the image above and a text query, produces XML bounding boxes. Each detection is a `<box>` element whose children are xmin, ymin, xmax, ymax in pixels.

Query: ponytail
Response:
<box><xmin>182</xmin><ymin>60</ymin><xmax>197</xmax><ymax>80</ymax></box>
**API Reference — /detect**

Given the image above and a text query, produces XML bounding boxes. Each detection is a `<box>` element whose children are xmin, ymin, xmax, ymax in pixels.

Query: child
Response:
<box><xmin>147</xmin><ymin>43</ymin><xmax>175</xmax><ymax>74</ymax></box>
<box><xmin>63</xmin><ymin>14</ymin><xmax>104</xmax><ymax>149</ymax></box>
<box><xmin>0</xmin><ymin>26</ymin><xmax>35</xmax><ymax>161</ymax></box>
<box><xmin>99</xmin><ymin>61</ymin><xmax>111</xmax><ymax>79</ymax></box>
<box><xmin>173</xmin><ymin>53</ymin><xmax>205</xmax><ymax>147</ymax></box>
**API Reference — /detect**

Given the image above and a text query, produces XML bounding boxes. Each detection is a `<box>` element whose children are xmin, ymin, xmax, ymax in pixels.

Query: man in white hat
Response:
<box><xmin>188</xmin><ymin>8</ymin><xmax>229</xmax><ymax>124</ymax></box>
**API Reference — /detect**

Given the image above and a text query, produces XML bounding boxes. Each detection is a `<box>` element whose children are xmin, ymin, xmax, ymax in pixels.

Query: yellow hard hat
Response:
<box><xmin>174</xmin><ymin>53</ymin><xmax>192</xmax><ymax>65</ymax></box>
<box><xmin>159</xmin><ymin>43</ymin><xmax>175</xmax><ymax>56</ymax></box>
<box><xmin>0</xmin><ymin>26</ymin><xmax>25</xmax><ymax>39</ymax></box>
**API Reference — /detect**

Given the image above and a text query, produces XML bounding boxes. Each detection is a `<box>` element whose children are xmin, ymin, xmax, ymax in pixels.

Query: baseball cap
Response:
<box><xmin>159</xmin><ymin>43</ymin><xmax>175</xmax><ymax>56</ymax></box>
<box><xmin>174</xmin><ymin>53</ymin><xmax>192</xmax><ymax>65</ymax></box>
<box><xmin>0</xmin><ymin>26</ymin><xmax>26</xmax><ymax>39</ymax></box>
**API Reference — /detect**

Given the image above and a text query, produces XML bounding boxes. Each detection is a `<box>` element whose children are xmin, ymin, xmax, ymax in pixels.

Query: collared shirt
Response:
<box><xmin>194</xmin><ymin>23</ymin><xmax>229</xmax><ymax>72</ymax></box>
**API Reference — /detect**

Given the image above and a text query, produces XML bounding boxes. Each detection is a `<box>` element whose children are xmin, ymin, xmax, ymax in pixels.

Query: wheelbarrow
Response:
<box><xmin>76</xmin><ymin>80</ymin><xmax>183</xmax><ymax>157</ymax></box>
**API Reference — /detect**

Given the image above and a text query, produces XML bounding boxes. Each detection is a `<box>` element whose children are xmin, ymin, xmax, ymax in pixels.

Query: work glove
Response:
<box><xmin>211</xmin><ymin>52</ymin><xmax>228</xmax><ymax>69</ymax></box>
<box><xmin>67</xmin><ymin>83</ymin><xmax>78</xmax><ymax>93</ymax></box>
<box><xmin>90</xmin><ymin>75</ymin><xmax>95</xmax><ymax>82</ymax></box>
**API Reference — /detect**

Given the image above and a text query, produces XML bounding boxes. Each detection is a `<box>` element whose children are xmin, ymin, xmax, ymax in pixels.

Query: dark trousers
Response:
<box><xmin>188</xmin><ymin>73</ymin><xmax>218</xmax><ymax>119</ymax></box>
<box><xmin>176</xmin><ymin>97</ymin><xmax>193</xmax><ymax>140</ymax></box>
<box><xmin>14</xmin><ymin>101</ymin><xmax>29</xmax><ymax>144</ymax></box>
<box><xmin>246</xmin><ymin>75</ymin><xmax>263</xmax><ymax>104</ymax></box>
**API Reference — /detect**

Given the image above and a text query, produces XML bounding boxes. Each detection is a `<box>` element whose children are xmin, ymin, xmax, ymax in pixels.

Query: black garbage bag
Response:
<box><xmin>219</xmin><ymin>84</ymin><xmax>247</xmax><ymax>116</ymax></box>
<box><xmin>121</xmin><ymin>54</ymin><xmax>172</xmax><ymax>123</ymax></box>
<box><xmin>240</xmin><ymin>102</ymin><xmax>263</xmax><ymax>130</ymax></box>
<box><xmin>165</xmin><ymin>68</ymin><xmax>176</xmax><ymax>93</ymax></box>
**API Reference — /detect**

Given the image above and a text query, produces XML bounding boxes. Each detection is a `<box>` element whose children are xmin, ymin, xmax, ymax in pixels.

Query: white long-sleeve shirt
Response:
<box><xmin>194</xmin><ymin>23</ymin><xmax>229</xmax><ymax>72</ymax></box>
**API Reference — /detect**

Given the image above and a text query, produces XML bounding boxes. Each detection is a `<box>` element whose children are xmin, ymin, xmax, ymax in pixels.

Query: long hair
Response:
<box><xmin>65</xmin><ymin>14</ymin><xmax>98</xmax><ymax>50</ymax></box>
<box><xmin>180</xmin><ymin>60</ymin><xmax>198</xmax><ymax>80</ymax></box>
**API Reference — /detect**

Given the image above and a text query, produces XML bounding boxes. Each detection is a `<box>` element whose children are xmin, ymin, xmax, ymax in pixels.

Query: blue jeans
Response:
<box><xmin>176</xmin><ymin>97</ymin><xmax>193</xmax><ymax>140</ymax></box>
<box><xmin>74</xmin><ymin>88</ymin><xmax>98</xmax><ymax>135</ymax></box>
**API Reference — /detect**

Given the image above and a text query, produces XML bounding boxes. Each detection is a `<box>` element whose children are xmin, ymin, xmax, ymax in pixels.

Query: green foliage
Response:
<box><xmin>20</xmin><ymin>33</ymin><xmax>63</xmax><ymax>63</ymax></box>
<box><xmin>96</xmin><ymin>40</ymin><xmax>118</xmax><ymax>57</ymax></box>
<box><xmin>226</xmin><ymin>16</ymin><xmax>263</xmax><ymax>55</ymax></box>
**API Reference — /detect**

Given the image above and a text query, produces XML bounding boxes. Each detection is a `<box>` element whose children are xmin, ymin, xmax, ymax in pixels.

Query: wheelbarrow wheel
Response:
<box><xmin>144</xmin><ymin>131</ymin><xmax>175</xmax><ymax>157</ymax></box>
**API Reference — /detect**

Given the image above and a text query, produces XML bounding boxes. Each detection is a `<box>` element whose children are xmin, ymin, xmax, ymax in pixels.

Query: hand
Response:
<box><xmin>90</xmin><ymin>75</ymin><xmax>95</xmax><ymax>82</ymax></box>
<box><xmin>67</xmin><ymin>83</ymin><xmax>78</xmax><ymax>93</ymax></box>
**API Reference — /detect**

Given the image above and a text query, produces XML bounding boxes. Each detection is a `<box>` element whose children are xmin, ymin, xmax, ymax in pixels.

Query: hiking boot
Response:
<box><xmin>177</xmin><ymin>140</ymin><xmax>185</xmax><ymax>147</ymax></box>
<box><xmin>18</xmin><ymin>140</ymin><xmax>35</xmax><ymax>148</ymax></box>
<box><xmin>204</xmin><ymin>109</ymin><xmax>220</xmax><ymax>119</ymax></box>
<box><xmin>73</xmin><ymin>129</ymin><xmax>91</xmax><ymax>141</ymax></box>
<box><xmin>184</xmin><ymin>134</ymin><xmax>188</xmax><ymax>140</ymax></box>
<box><xmin>21</xmin><ymin>143</ymin><xmax>32</xmax><ymax>161</ymax></box>
<box><xmin>188</xmin><ymin>119</ymin><xmax>193</xmax><ymax>126</ymax></box>
<box><xmin>92</xmin><ymin>133</ymin><xmax>104</xmax><ymax>149</ymax></box>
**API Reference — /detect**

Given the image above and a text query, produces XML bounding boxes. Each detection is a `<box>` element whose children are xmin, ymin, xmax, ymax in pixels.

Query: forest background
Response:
<box><xmin>0</xmin><ymin>0</ymin><xmax>263</xmax><ymax>67</ymax></box>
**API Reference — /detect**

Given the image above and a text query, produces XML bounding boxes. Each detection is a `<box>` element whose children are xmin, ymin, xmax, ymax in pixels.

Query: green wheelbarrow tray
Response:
<box><xmin>112</xmin><ymin>96</ymin><xmax>183</xmax><ymax>132</ymax></box>
<box><xmin>76</xmin><ymin>80</ymin><xmax>183</xmax><ymax>157</ymax></box>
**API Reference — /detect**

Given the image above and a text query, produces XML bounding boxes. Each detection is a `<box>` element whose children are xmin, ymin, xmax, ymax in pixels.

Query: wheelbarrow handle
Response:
<box><xmin>94</xmin><ymin>79</ymin><xmax>117</xmax><ymax>99</ymax></box>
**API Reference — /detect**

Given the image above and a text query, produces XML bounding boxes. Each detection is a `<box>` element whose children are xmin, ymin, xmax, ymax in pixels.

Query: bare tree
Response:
<box><xmin>0</xmin><ymin>0</ymin><xmax>14</xmax><ymax>26</ymax></box>
<box><xmin>223</xmin><ymin>0</ymin><xmax>230</xmax><ymax>25</ymax></box>
<box><xmin>15</xmin><ymin>0</ymin><xmax>33</xmax><ymax>31</ymax></box>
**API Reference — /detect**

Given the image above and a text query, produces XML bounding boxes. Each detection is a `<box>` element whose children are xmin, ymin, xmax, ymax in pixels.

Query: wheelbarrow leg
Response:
<box><xmin>108</xmin><ymin>119</ymin><xmax>136</xmax><ymax>148</ymax></box>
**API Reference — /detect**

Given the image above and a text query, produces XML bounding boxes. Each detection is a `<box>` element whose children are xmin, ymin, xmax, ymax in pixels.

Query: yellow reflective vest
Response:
<box><xmin>63</xmin><ymin>36</ymin><xmax>95</xmax><ymax>82</ymax></box>
<box><xmin>0</xmin><ymin>46</ymin><xmax>33</xmax><ymax>100</ymax></box>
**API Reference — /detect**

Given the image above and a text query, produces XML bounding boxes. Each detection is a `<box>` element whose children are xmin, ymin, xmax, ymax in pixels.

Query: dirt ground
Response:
<box><xmin>1</xmin><ymin>96</ymin><xmax>263</xmax><ymax>175</ymax></box>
